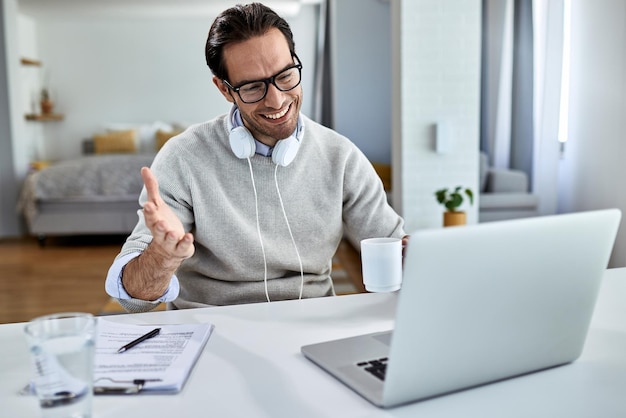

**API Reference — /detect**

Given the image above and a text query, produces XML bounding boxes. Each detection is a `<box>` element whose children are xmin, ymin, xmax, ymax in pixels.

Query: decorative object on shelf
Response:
<box><xmin>30</xmin><ymin>160</ymin><xmax>51</xmax><ymax>171</ymax></box>
<box><xmin>20</xmin><ymin>60</ymin><xmax>66</xmax><ymax>121</ymax></box>
<box><xmin>40</xmin><ymin>87</ymin><xmax>54</xmax><ymax>114</ymax></box>
<box><xmin>435</xmin><ymin>186</ymin><xmax>474</xmax><ymax>227</ymax></box>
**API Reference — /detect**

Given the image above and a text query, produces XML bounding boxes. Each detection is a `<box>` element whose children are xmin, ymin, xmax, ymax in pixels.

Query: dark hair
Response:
<box><xmin>205</xmin><ymin>2</ymin><xmax>296</xmax><ymax>81</ymax></box>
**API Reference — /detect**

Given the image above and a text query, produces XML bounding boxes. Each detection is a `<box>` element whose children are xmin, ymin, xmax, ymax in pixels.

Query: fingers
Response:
<box><xmin>150</xmin><ymin>218</ymin><xmax>185</xmax><ymax>246</ymax></box>
<box><xmin>151</xmin><ymin>219</ymin><xmax>192</xmax><ymax>249</ymax></box>
<box><xmin>139</xmin><ymin>166</ymin><xmax>192</xmax><ymax>259</ymax></box>
<box><xmin>401</xmin><ymin>235</ymin><xmax>410</xmax><ymax>265</ymax></box>
<box><xmin>401</xmin><ymin>235</ymin><xmax>410</xmax><ymax>249</ymax></box>
<box><xmin>153</xmin><ymin>227</ymin><xmax>195</xmax><ymax>260</ymax></box>
<box><xmin>177</xmin><ymin>233</ymin><xmax>195</xmax><ymax>258</ymax></box>
<box><xmin>141</xmin><ymin>167</ymin><xmax>161</xmax><ymax>205</ymax></box>
<box><xmin>140</xmin><ymin>167</ymin><xmax>168</xmax><ymax>232</ymax></box>
<box><xmin>142</xmin><ymin>202</ymin><xmax>161</xmax><ymax>232</ymax></box>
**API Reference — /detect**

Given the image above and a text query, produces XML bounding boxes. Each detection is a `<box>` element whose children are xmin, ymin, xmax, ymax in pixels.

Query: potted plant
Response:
<box><xmin>40</xmin><ymin>87</ymin><xmax>54</xmax><ymax>114</ymax></box>
<box><xmin>435</xmin><ymin>186</ymin><xmax>474</xmax><ymax>227</ymax></box>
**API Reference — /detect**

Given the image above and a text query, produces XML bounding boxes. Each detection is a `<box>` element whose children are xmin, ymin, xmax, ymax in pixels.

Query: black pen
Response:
<box><xmin>117</xmin><ymin>328</ymin><xmax>161</xmax><ymax>353</ymax></box>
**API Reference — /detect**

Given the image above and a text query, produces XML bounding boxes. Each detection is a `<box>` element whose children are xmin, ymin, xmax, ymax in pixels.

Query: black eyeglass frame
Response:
<box><xmin>222</xmin><ymin>54</ymin><xmax>303</xmax><ymax>104</ymax></box>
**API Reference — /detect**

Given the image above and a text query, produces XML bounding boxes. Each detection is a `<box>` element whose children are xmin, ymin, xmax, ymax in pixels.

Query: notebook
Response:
<box><xmin>301</xmin><ymin>209</ymin><xmax>621</xmax><ymax>408</ymax></box>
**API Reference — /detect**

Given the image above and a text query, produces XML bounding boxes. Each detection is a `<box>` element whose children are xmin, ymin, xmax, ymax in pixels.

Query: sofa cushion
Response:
<box><xmin>479</xmin><ymin>152</ymin><xmax>488</xmax><ymax>192</ymax></box>
<box><xmin>486</xmin><ymin>168</ymin><xmax>528</xmax><ymax>193</ymax></box>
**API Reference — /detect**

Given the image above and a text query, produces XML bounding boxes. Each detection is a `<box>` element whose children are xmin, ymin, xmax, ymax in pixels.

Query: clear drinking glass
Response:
<box><xmin>24</xmin><ymin>312</ymin><xmax>97</xmax><ymax>418</ymax></box>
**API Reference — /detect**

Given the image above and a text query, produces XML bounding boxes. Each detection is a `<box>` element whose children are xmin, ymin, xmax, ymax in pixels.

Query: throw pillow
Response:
<box><xmin>93</xmin><ymin>129</ymin><xmax>137</xmax><ymax>154</ymax></box>
<box><xmin>105</xmin><ymin>122</ymin><xmax>173</xmax><ymax>153</ymax></box>
<box><xmin>156</xmin><ymin>129</ymin><xmax>183</xmax><ymax>150</ymax></box>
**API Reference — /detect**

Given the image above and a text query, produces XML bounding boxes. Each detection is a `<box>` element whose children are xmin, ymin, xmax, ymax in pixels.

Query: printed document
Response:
<box><xmin>94</xmin><ymin>319</ymin><xmax>214</xmax><ymax>393</ymax></box>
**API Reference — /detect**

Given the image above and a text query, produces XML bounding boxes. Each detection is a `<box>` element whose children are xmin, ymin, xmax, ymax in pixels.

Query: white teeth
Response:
<box><xmin>265</xmin><ymin>107</ymin><xmax>288</xmax><ymax>120</ymax></box>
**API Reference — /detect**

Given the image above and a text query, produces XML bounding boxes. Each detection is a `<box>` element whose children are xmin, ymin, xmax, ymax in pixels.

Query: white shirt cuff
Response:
<box><xmin>104</xmin><ymin>252</ymin><xmax>180</xmax><ymax>302</ymax></box>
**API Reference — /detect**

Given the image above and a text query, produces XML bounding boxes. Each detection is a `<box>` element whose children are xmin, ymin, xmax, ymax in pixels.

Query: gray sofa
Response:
<box><xmin>479</xmin><ymin>152</ymin><xmax>539</xmax><ymax>222</ymax></box>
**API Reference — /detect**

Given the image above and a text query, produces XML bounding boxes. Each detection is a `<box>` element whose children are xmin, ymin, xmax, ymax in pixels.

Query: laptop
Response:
<box><xmin>301</xmin><ymin>209</ymin><xmax>621</xmax><ymax>408</ymax></box>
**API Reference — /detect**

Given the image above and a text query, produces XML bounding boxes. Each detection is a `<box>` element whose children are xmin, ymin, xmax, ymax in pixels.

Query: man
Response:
<box><xmin>105</xmin><ymin>2</ymin><xmax>405</xmax><ymax>312</ymax></box>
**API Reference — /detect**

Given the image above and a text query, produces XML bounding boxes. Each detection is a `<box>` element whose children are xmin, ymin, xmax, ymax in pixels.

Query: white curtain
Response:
<box><xmin>481</xmin><ymin>0</ymin><xmax>514</xmax><ymax>169</ymax></box>
<box><xmin>481</xmin><ymin>0</ymin><xmax>565</xmax><ymax>215</ymax></box>
<box><xmin>532</xmin><ymin>0</ymin><xmax>565</xmax><ymax>215</ymax></box>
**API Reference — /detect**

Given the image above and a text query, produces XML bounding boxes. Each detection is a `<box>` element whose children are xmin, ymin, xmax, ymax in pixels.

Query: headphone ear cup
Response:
<box><xmin>229</xmin><ymin>126</ymin><xmax>256</xmax><ymax>159</ymax></box>
<box><xmin>272</xmin><ymin>135</ymin><xmax>301</xmax><ymax>167</ymax></box>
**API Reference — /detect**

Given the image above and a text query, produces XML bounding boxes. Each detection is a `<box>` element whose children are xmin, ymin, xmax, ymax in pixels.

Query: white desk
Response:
<box><xmin>2</xmin><ymin>268</ymin><xmax>626</xmax><ymax>417</ymax></box>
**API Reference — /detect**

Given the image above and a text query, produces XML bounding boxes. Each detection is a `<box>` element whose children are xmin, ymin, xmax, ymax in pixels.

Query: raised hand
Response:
<box><xmin>121</xmin><ymin>167</ymin><xmax>194</xmax><ymax>301</ymax></box>
<box><xmin>140</xmin><ymin>167</ymin><xmax>194</xmax><ymax>261</ymax></box>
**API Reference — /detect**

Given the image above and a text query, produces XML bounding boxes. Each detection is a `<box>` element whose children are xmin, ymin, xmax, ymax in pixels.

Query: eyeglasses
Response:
<box><xmin>223</xmin><ymin>55</ymin><xmax>302</xmax><ymax>104</ymax></box>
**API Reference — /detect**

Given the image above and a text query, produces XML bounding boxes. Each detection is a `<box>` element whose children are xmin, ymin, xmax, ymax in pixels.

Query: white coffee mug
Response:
<box><xmin>360</xmin><ymin>237</ymin><xmax>402</xmax><ymax>292</ymax></box>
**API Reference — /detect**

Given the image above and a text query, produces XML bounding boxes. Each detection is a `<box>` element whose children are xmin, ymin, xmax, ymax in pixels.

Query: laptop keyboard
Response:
<box><xmin>357</xmin><ymin>357</ymin><xmax>388</xmax><ymax>381</ymax></box>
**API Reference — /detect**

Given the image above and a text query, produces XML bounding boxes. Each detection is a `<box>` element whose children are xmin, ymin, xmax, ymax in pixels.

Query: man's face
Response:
<box><xmin>214</xmin><ymin>28</ymin><xmax>302</xmax><ymax>147</ymax></box>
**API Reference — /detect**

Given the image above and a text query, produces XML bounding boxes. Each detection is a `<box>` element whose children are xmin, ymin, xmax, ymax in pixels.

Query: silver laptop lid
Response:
<box><xmin>383</xmin><ymin>209</ymin><xmax>621</xmax><ymax>406</ymax></box>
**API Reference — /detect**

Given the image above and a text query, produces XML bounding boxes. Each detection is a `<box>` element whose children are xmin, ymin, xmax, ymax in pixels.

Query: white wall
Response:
<box><xmin>558</xmin><ymin>0</ymin><xmax>626</xmax><ymax>267</ymax></box>
<box><xmin>331</xmin><ymin>0</ymin><xmax>391</xmax><ymax>164</ymax></box>
<box><xmin>17</xmin><ymin>13</ymin><xmax>40</xmax><ymax>161</ymax></box>
<box><xmin>393</xmin><ymin>0</ymin><xmax>481</xmax><ymax>232</ymax></box>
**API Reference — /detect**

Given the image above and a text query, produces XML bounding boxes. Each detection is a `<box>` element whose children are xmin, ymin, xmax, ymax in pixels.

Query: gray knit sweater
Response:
<box><xmin>115</xmin><ymin>113</ymin><xmax>404</xmax><ymax>311</ymax></box>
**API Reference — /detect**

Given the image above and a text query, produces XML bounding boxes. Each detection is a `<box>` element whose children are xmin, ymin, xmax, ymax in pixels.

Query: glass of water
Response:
<box><xmin>24</xmin><ymin>312</ymin><xmax>97</xmax><ymax>418</ymax></box>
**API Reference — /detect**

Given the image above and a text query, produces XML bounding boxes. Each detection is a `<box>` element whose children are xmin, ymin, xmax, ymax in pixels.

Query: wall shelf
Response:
<box><xmin>25</xmin><ymin>113</ymin><xmax>65</xmax><ymax>121</ymax></box>
<box><xmin>20</xmin><ymin>57</ymin><xmax>42</xmax><ymax>66</ymax></box>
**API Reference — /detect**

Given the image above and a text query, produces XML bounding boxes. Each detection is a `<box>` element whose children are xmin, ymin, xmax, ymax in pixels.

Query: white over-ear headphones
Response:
<box><xmin>227</xmin><ymin>105</ymin><xmax>304</xmax><ymax>167</ymax></box>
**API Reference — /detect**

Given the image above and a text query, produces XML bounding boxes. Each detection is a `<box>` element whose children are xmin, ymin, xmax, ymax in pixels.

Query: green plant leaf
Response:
<box><xmin>435</xmin><ymin>185</ymin><xmax>474</xmax><ymax>211</ymax></box>
<box><xmin>465</xmin><ymin>188</ymin><xmax>474</xmax><ymax>205</ymax></box>
<box><xmin>435</xmin><ymin>189</ymin><xmax>448</xmax><ymax>204</ymax></box>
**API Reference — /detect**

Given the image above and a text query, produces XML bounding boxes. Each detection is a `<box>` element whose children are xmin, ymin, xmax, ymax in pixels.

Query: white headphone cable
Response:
<box><xmin>246</xmin><ymin>157</ymin><xmax>271</xmax><ymax>303</ymax></box>
<box><xmin>274</xmin><ymin>164</ymin><xmax>305</xmax><ymax>300</ymax></box>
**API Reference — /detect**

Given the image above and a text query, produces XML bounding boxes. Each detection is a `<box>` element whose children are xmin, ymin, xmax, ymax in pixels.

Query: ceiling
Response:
<box><xmin>16</xmin><ymin>0</ymin><xmax>316</xmax><ymax>19</ymax></box>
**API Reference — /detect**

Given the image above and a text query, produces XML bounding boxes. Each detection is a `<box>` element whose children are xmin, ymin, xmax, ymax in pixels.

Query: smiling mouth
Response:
<box><xmin>263</xmin><ymin>104</ymin><xmax>290</xmax><ymax>120</ymax></box>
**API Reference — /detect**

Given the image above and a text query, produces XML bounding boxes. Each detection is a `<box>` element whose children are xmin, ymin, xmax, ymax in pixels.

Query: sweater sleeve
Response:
<box><xmin>341</xmin><ymin>145</ymin><xmax>405</xmax><ymax>248</ymax></box>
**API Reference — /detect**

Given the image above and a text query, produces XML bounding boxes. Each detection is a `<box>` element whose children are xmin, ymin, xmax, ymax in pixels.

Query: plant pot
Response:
<box><xmin>40</xmin><ymin>99</ymin><xmax>54</xmax><ymax>114</ymax></box>
<box><xmin>443</xmin><ymin>211</ymin><xmax>466</xmax><ymax>227</ymax></box>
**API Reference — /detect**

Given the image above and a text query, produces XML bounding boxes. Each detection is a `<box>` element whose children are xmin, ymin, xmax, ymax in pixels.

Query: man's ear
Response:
<box><xmin>213</xmin><ymin>76</ymin><xmax>234</xmax><ymax>103</ymax></box>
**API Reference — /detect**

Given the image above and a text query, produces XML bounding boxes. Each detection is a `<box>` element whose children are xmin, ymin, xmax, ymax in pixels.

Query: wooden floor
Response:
<box><xmin>0</xmin><ymin>235</ymin><xmax>363</xmax><ymax>324</ymax></box>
